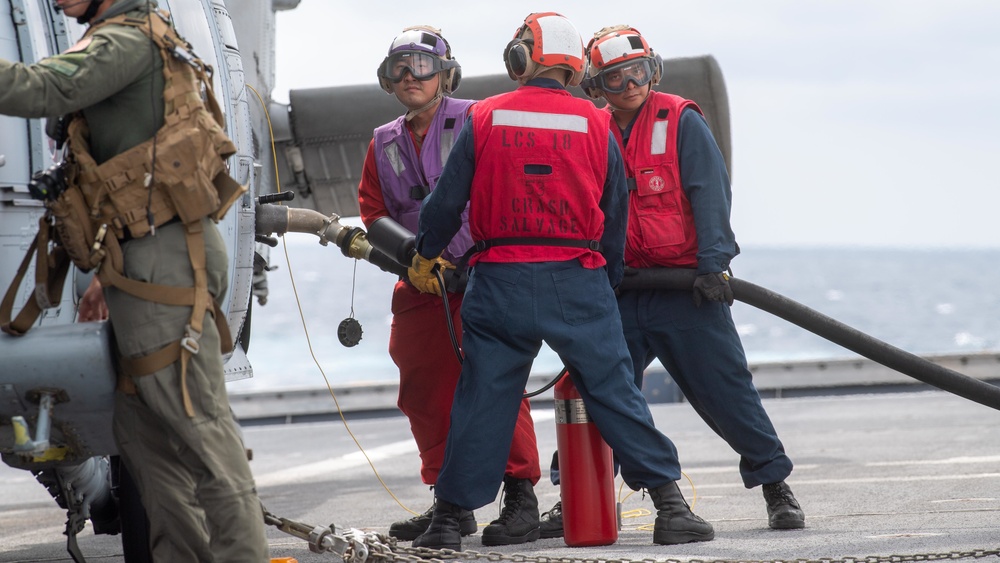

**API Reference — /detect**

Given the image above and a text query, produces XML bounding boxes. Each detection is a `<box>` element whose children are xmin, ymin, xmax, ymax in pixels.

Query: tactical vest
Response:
<box><xmin>2</xmin><ymin>9</ymin><xmax>243</xmax><ymax>417</ymax></box>
<box><xmin>66</xmin><ymin>10</ymin><xmax>244</xmax><ymax>242</ymax></box>
<box><xmin>467</xmin><ymin>86</ymin><xmax>609</xmax><ymax>269</ymax></box>
<box><xmin>373</xmin><ymin>96</ymin><xmax>474</xmax><ymax>264</ymax></box>
<box><xmin>613</xmin><ymin>91</ymin><xmax>701</xmax><ymax>269</ymax></box>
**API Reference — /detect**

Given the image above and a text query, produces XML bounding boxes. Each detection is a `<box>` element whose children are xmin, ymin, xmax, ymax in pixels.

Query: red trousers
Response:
<box><xmin>389</xmin><ymin>281</ymin><xmax>540</xmax><ymax>485</ymax></box>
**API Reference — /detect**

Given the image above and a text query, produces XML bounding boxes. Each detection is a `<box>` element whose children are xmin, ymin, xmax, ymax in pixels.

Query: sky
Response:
<box><xmin>272</xmin><ymin>1</ymin><xmax>1000</xmax><ymax>250</ymax></box>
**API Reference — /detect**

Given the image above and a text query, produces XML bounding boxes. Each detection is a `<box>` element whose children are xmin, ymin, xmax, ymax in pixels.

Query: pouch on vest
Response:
<box><xmin>631</xmin><ymin>165</ymin><xmax>687</xmax><ymax>249</ymax></box>
<box><xmin>48</xmin><ymin>183</ymin><xmax>105</xmax><ymax>272</ymax></box>
<box><xmin>156</xmin><ymin>107</ymin><xmax>242</xmax><ymax>225</ymax></box>
<box><xmin>155</xmin><ymin>129</ymin><xmax>220</xmax><ymax>224</ymax></box>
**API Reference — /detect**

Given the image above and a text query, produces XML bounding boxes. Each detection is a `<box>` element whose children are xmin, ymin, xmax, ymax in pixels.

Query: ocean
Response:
<box><xmin>242</xmin><ymin>235</ymin><xmax>1000</xmax><ymax>391</ymax></box>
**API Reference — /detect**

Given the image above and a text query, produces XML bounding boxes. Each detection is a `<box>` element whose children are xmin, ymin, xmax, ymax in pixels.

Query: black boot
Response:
<box><xmin>538</xmin><ymin>500</ymin><xmax>563</xmax><ymax>539</ymax></box>
<box><xmin>389</xmin><ymin>503</ymin><xmax>478</xmax><ymax>540</ymax></box>
<box><xmin>648</xmin><ymin>481</ymin><xmax>715</xmax><ymax>545</ymax></box>
<box><xmin>412</xmin><ymin>499</ymin><xmax>465</xmax><ymax>551</ymax></box>
<box><xmin>762</xmin><ymin>481</ymin><xmax>805</xmax><ymax>529</ymax></box>
<box><xmin>482</xmin><ymin>476</ymin><xmax>541</xmax><ymax>546</ymax></box>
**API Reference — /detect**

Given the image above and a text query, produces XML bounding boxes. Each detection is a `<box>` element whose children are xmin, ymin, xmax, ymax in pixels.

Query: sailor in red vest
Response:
<box><xmin>359</xmin><ymin>26</ymin><xmax>541</xmax><ymax>543</ymax></box>
<box><xmin>407</xmin><ymin>13</ymin><xmax>714</xmax><ymax>550</ymax></box>
<box><xmin>538</xmin><ymin>26</ymin><xmax>805</xmax><ymax>536</ymax></box>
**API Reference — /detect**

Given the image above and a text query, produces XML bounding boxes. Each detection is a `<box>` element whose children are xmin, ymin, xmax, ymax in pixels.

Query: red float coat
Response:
<box><xmin>468</xmin><ymin>86</ymin><xmax>610</xmax><ymax>269</ymax></box>
<box><xmin>611</xmin><ymin>91</ymin><xmax>701</xmax><ymax>268</ymax></box>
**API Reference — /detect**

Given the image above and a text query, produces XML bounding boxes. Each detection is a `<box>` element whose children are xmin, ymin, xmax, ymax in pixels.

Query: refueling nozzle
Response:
<box><xmin>367</xmin><ymin>216</ymin><xmax>417</xmax><ymax>266</ymax></box>
<box><xmin>254</xmin><ymin>205</ymin><xmax>467</xmax><ymax>292</ymax></box>
<box><xmin>254</xmin><ymin>203</ymin><xmax>407</xmax><ymax>277</ymax></box>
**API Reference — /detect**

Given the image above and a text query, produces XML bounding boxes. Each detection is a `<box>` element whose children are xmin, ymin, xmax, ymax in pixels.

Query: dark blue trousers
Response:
<box><xmin>617</xmin><ymin>288</ymin><xmax>793</xmax><ymax>488</ymax></box>
<box><xmin>435</xmin><ymin>262</ymin><xmax>683</xmax><ymax>510</ymax></box>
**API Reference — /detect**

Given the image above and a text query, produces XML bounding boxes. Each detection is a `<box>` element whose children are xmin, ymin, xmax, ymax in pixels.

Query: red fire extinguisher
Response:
<box><xmin>554</xmin><ymin>373</ymin><xmax>618</xmax><ymax>546</ymax></box>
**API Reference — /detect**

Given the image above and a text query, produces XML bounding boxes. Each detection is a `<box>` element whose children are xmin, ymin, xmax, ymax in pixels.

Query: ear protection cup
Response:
<box><xmin>446</xmin><ymin>64</ymin><xmax>462</xmax><ymax>94</ymax></box>
<box><xmin>504</xmin><ymin>38</ymin><xmax>536</xmax><ymax>81</ymax></box>
<box><xmin>650</xmin><ymin>52</ymin><xmax>663</xmax><ymax>85</ymax></box>
<box><xmin>377</xmin><ymin>58</ymin><xmax>393</xmax><ymax>94</ymax></box>
<box><xmin>437</xmin><ymin>32</ymin><xmax>461</xmax><ymax>94</ymax></box>
<box><xmin>580</xmin><ymin>74</ymin><xmax>602</xmax><ymax>100</ymax></box>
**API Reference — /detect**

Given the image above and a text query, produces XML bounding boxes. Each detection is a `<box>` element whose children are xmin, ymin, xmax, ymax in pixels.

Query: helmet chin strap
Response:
<box><xmin>404</xmin><ymin>93</ymin><xmax>442</xmax><ymax>122</ymax></box>
<box><xmin>605</xmin><ymin>98</ymin><xmax>628</xmax><ymax>112</ymax></box>
<box><xmin>403</xmin><ymin>77</ymin><xmax>446</xmax><ymax>122</ymax></box>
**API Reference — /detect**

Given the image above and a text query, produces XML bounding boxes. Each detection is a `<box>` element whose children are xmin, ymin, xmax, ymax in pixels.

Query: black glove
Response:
<box><xmin>692</xmin><ymin>272</ymin><xmax>734</xmax><ymax>307</ymax></box>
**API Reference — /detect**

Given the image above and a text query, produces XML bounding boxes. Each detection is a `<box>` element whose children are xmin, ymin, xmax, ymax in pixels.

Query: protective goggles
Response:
<box><xmin>589</xmin><ymin>59</ymin><xmax>655</xmax><ymax>93</ymax></box>
<box><xmin>380</xmin><ymin>52</ymin><xmax>455</xmax><ymax>83</ymax></box>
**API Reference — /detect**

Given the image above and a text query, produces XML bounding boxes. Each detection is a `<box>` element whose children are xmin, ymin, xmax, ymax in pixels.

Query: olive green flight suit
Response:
<box><xmin>0</xmin><ymin>2</ymin><xmax>269</xmax><ymax>561</ymax></box>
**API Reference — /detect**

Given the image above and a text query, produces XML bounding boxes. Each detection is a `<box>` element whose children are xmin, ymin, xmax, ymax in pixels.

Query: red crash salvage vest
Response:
<box><xmin>469</xmin><ymin>86</ymin><xmax>610</xmax><ymax>269</ymax></box>
<box><xmin>612</xmin><ymin>91</ymin><xmax>701</xmax><ymax>268</ymax></box>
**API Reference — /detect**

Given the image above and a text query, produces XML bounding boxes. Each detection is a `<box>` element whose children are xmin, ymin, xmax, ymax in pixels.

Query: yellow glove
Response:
<box><xmin>408</xmin><ymin>253</ymin><xmax>451</xmax><ymax>296</ymax></box>
<box><xmin>435</xmin><ymin>256</ymin><xmax>456</xmax><ymax>270</ymax></box>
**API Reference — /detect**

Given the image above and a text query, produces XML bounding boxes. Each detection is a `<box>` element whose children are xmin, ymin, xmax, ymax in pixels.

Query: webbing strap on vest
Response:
<box><xmin>474</xmin><ymin>237</ymin><xmax>602</xmax><ymax>253</ymax></box>
<box><xmin>0</xmin><ymin>219</ymin><xmax>70</xmax><ymax>336</ymax></box>
<box><xmin>98</xmin><ymin>223</ymin><xmax>233</xmax><ymax>417</ymax></box>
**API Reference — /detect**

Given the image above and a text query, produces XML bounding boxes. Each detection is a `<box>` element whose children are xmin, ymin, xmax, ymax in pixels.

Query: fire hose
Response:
<box><xmin>617</xmin><ymin>268</ymin><xmax>1000</xmax><ymax>411</ymax></box>
<box><xmin>254</xmin><ymin>197</ymin><xmax>1000</xmax><ymax>411</ymax></box>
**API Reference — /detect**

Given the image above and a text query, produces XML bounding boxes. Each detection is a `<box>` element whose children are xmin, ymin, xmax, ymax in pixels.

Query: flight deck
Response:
<box><xmin>2</xmin><ymin>388</ymin><xmax>998</xmax><ymax>563</ymax></box>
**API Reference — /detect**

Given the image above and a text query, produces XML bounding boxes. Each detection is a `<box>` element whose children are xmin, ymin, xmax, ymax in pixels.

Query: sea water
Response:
<box><xmin>243</xmin><ymin>235</ymin><xmax>1000</xmax><ymax>391</ymax></box>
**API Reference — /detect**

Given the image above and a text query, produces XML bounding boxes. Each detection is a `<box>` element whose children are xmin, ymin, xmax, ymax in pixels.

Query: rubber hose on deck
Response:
<box><xmin>618</xmin><ymin>268</ymin><xmax>1000</xmax><ymax>411</ymax></box>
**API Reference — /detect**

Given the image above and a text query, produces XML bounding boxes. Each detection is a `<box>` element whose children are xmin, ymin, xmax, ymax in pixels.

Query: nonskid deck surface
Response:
<box><xmin>2</xmin><ymin>390</ymin><xmax>999</xmax><ymax>562</ymax></box>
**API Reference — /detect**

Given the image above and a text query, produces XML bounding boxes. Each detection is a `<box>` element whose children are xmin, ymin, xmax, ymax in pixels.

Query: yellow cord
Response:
<box><xmin>682</xmin><ymin>470</ymin><xmax>698</xmax><ymax>508</ymax></box>
<box><xmin>245</xmin><ymin>84</ymin><xmax>418</xmax><ymax>517</ymax></box>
